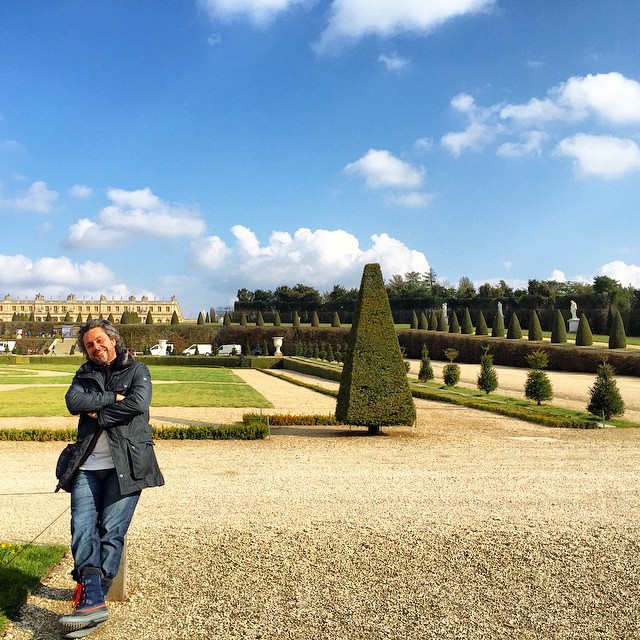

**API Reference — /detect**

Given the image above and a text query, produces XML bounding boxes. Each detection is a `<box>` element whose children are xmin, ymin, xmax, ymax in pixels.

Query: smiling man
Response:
<box><xmin>57</xmin><ymin>319</ymin><xmax>164</xmax><ymax>638</ymax></box>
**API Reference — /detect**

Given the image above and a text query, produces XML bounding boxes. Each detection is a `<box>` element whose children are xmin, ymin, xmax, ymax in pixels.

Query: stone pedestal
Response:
<box><xmin>568</xmin><ymin>318</ymin><xmax>579</xmax><ymax>333</ymax></box>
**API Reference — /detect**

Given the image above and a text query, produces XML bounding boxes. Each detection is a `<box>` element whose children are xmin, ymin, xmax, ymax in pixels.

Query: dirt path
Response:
<box><xmin>2</xmin><ymin>369</ymin><xmax>640</xmax><ymax>639</ymax></box>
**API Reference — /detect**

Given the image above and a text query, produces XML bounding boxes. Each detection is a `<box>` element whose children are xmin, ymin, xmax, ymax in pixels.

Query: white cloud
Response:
<box><xmin>190</xmin><ymin>234</ymin><xmax>232</xmax><ymax>269</ymax></box>
<box><xmin>315</xmin><ymin>0</ymin><xmax>495</xmax><ymax>53</ymax></box>
<box><xmin>501</xmin><ymin>72</ymin><xmax>640</xmax><ymax>126</ymax></box>
<box><xmin>0</xmin><ymin>254</ymin><xmax>123</xmax><ymax>298</ymax></box>
<box><xmin>598</xmin><ymin>260</ymin><xmax>640</xmax><ymax>287</ymax></box>
<box><xmin>378</xmin><ymin>52</ymin><xmax>409</xmax><ymax>72</ymax></box>
<box><xmin>344</xmin><ymin>149</ymin><xmax>425</xmax><ymax>189</ymax></box>
<box><xmin>392</xmin><ymin>191</ymin><xmax>434</xmax><ymax>209</ymax></box>
<box><xmin>500</xmin><ymin>98</ymin><xmax>567</xmax><ymax>124</ymax></box>
<box><xmin>496</xmin><ymin>130</ymin><xmax>546</xmax><ymax>158</ymax></box>
<box><xmin>0</xmin><ymin>181</ymin><xmax>59</xmax><ymax>213</ymax></box>
<box><xmin>198</xmin><ymin>0</ymin><xmax>306</xmax><ymax>26</ymax></box>
<box><xmin>441</xmin><ymin>93</ymin><xmax>502</xmax><ymax>156</ymax></box>
<box><xmin>192</xmin><ymin>225</ymin><xmax>429</xmax><ymax>292</ymax></box>
<box><xmin>69</xmin><ymin>185</ymin><xmax>93</xmax><ymax>199</ymax></box>
<box><xmin>64</xmin><ymin>187</ymin><xmax>206</xmax><ymax>249</ymax></box>
<box><xmin>557</xmin><ymin>72</ymin><xmax>640</xmax><ymax>124</ymax></box>
<box><xmin>441</xmin><ymin>121</ymin><xmax>496</xmax><ymax>156</ymax></box>
<box><xmin>554</xmin><ymin>134</ymin><xmax>640</xmax><ymax>178</ymax></box>
<box><xmin>413</xmin><ymin>137</ymin><xmax>433</xmax><ymax>152</ymax></box>
<box><xmin>550</xmin><ymin>269</ymin><xmax>566</xmax><ymax>282</ymax></box>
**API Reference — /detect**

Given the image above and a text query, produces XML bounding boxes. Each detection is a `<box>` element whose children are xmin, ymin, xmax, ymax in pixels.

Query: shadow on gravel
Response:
<box><xmin>269</xmin><ymin>426</ymin><xmax>373</xmax><ymax>438</ymax></box>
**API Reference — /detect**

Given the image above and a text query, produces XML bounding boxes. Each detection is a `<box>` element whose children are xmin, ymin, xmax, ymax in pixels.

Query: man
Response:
<box><xmin>58</xmin><ymin>319</ymin><xmax>164</xmax><ymax>637</ymax></box>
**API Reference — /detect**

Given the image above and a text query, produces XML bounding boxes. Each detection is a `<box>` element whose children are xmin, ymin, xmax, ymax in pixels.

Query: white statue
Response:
<box><xmin>497</xmin><ymin>301</ymin><xmax>503</xmax><ymax>317</ymax></box>
<box><xmin>570</xmin><ymin>300</ymin><xmax>578</xmax><ymax>319</ymax></box>
<box><xmin>442</xmin><ymin>302</ymin><xmax>447</xmax><ymax>318</ymax></box>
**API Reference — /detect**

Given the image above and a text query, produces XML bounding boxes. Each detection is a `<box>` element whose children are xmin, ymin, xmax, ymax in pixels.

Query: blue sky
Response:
<box><xmin>1</xmin><ymin>0</ymin><xmax>639</xmax><ymax>317</ymax></box>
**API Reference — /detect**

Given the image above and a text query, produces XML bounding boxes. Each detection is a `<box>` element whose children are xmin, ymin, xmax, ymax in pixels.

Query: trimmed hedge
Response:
<box><xmin>397</xmin><ymin>330</ymin><xmax>640</xmax><ymax>376</ymax></box>
<box><xmin>336</xmin><ymin>264</ymin><xmax>415</xmax><ymax>429</ymax></box>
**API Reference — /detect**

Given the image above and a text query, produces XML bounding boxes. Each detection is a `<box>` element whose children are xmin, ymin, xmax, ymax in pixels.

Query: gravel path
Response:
<box><xmin>1</xmin><ymin>370</ymin><xmax>640</xmax><ymax>639</ymax></box>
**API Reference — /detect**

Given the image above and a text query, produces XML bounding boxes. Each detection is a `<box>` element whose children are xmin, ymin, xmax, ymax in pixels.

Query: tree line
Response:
<box><xmin>233</xmin><ymin>271</ymin><xmax>640</xmax><ymax>336</ymax></box>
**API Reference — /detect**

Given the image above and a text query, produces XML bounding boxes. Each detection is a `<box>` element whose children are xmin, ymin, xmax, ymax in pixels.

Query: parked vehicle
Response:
<box><xmin>0</xmin><ymin>340</ymin><xmax>16</xmax><ymax>353</ymax></box>
<box><xmin>149</xmin><ymin>341</ymin><xmax>174</xmax><ymax>356</ymax></box>
<box><xmin>182</xmin><ymin>343</ymin><xmax>214</xmax><ymax>356</ymax></box>
<box><xmin>215</xmin><ymin>344</ymin><xmax>242</xmax><ymax>356</ymax></box>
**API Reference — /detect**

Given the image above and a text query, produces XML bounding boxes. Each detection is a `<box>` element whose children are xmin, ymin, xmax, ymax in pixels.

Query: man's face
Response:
<box><xmin>83</xmin><ymin>327</ymin><xmax>117</xmax><ymax>366</ymax></box>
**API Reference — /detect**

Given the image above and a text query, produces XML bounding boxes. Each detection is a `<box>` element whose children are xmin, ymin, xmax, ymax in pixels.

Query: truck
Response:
<box><xmin>215</xmin><ymin>343</ymin><xmax>242</xmax><ymax>356</ymax></box>
<box><xmin>149</xmin><ymin>341</ymin><xmax>174</xmax><ymax>356</ymax></box>
<box><xmin>182</xmin><ymin>343</ymin><xmax>214</xmax><ymax>356</ymax></box>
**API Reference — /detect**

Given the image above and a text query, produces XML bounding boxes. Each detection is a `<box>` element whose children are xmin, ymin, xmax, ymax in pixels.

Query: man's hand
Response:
<box><xmin>115</xmin><ymin>394</ymin><xmax>125</xmax><ymax>402</ymax></box>
<box><xmin>87</xmin><ymin>411</ymin><xmax>98</xmax><ymax>419</ymax></box>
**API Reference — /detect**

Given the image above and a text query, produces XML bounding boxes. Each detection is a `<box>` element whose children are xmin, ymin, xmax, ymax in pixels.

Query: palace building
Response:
<box><xmin>0</xmin><ymin>293</ymin><xmax>186</xmax><ymax>324</ymax></box>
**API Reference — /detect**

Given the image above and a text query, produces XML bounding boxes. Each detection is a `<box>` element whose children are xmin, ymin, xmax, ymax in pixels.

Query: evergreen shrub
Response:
<box><xmin>575</xmin><ymin>313</ymin><xmax>593</xmax><ymax>346</ymax></box>
<box><xmin>335</xmin><ymin>263</ymin><xmax>416</xmax><ymax>433</ymax></box>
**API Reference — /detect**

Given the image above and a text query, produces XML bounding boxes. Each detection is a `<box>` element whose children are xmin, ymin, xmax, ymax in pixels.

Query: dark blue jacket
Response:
<box><xmin>64</xmin><ymin>351</ymin><xmax>164</xmax><ymax>495</ymax></box>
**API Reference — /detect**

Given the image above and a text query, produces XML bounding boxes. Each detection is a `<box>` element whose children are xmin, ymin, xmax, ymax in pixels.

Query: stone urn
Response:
<box><xmin>272</xmin><ymin>336</ymin><xmax>284</xmax><ymax>357</ymax></box>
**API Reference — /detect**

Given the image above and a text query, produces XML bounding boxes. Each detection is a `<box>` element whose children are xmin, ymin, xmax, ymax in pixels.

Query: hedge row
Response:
<box><xmin>397</xmin><ymin>331</ymin><xmax>640</xmax><ymax>376</ymax></box>
<box><xmin>0</xmin><ymin>422</ymin><xmax>269</xmax><ymax>442</ymax></box>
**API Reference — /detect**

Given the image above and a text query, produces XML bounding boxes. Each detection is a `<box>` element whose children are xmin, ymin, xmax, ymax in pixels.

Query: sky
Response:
<box><xmin>1</xmin><ymin>1</ymin><xmax>640</xmax><ymax>318</ymax></box>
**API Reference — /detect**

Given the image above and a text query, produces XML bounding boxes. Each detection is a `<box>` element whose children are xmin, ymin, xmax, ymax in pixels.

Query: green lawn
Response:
<box><xmin>0</xmin><ymin>365</ymin><xmax>271</xmax><ymax>416</ymax></box>
<box><xmin>0</xmin><ymin>543</ymin><xmax>67</xmax><ymax>633</ymax></box>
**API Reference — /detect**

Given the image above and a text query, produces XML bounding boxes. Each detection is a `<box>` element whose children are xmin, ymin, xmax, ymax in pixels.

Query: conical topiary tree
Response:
<box><xmin>107</xmin><ymin>313</ymin><xmax>115</xmax><ymax>323</ymax></box>
<box><xmin>524</xmin><ymin>349</ymin><xmax>553</xmax><ymax>405</ymax></box>
<box><xmin>410</xmin><ymin>310</ymin><xmax>418</xmax><ymax>330</ymax></box>
<box><xmin>170</xmin><ymin>310</ymin><xmax>179</xmax><ymax>325</ymax></box>
<box><xmin>550</xmin><ymin>309</ymin><xmax>567</xmax><ymax>343</ymax></box>
<box><xmin>575</xmin><ymin>313</ymin><xmax>593</xmax><ymax>346</ymax></box>
<box><xmin>419</xmin><ymin>311</ymin><xmax>428</xmax><ymax>330</ymax></box>
<box><xmin>146</xmin><ymin>310</ymin><xmax>154</xmax><ymax>324</ymax></box>
<box><xmin>335</xmin><ymin>263</ymin><xmax>416</xmax><ymax>434</ymax></box>
<box><xmin>223</xmin><ymin>311</ymin><xmax>231</xmax><ymax>327</ymax></box>
<box><xmin>507</xmin><ymin>312</ymin><xmax>522</xmax><ymax>339</ymax></box>
<box><xmin>428</xmin><ymin>310</ymin><xmax>437</xmax><ymax>331</ymax></box>
<box><xmin>311</xmin><ymin>311</ymin><xmax>320</xmax><ymax>327</ymax></box>
<box><xmin>240</xmin><ymin>312</ymin><xmax>248</xmax><ymax>326</ymax></box>
<box><xmin>605</xmin><ymin>306</ymin><xmax>614</xmax><ymax>335</ymax></box>
<box><xmin>64</xmin><ymin>311</ymin><xmax>72</xmax><ymax>322</ymax></box>
<box><xmin>608</xmin><ymin>310</ymin><xmax>627</xmax><ymax>349</ymax></box>
<box><xmin>437</xmin><ymin>310</ymin><xmax>448</xmax><ymax>332</ymax></box>
<box><xmin>475</xmin><ymin>311</ymin><xmax>488</xmax><ymax>336</ymax></box>
<box><xmin>588</xmin><ymin>360</ymin><xmax>625</xmax><ymax>420</ymax></box>
<box><xmin>256</xmin><ymin>311</ymin><xmax>264</xmax><ymax>327</ymax></box>
<box><xmin>76</xmin><ymin>313</ymin><xmax>84</xmax><ymax>323</ymax></box>
<box><xmin>528</xmin><ymin>310</ymin><xmax>543</xmax><ymax>341</ymax></box>
<box><xmin>477</xmin><ymin>346</ymin><xmax>498</xmax><ymax>394</ymax></box>
<box><xmin>461</xmin><ymin>308</ymin><xmax>474</xmax><ymax>334</ymax></box>
<box><xmin>448</xmin><ymin>310</ymin><xmax>460</xmax><ymax>333</ymax></box>
<box><xmin>292</xmin><ymin>310</ymin><xmax>300</xmax><ymax>327</ymax></box>
<box><xmin>197</xmin><ymin>311</ymin><xmax>205</xmax><ymax>325</ymax></box>
<box><xmin>205</xmin><ymin>312</ymin><xmax>211</xmax><ymax>323</ymax></box>
<box><xmin>45</xmin><ymin>311</ymin><xmax>52</xmax><ymax>322</ymax></box>
<box><xmin>273</xmin><ymin>311</ymin><xmax>282</xmax><ymax>326</ymax></box>
<box><xmin>332</xmin><ymin>311</ymin><xmax>341</xmax><ymax>328</ymax></box>
<box><xmin>492</xmin><ymin>312</ymin><xmax>505</xmax><ymax>338</ymax></box>
<box><xmin>418</xmin><ymin>343</ymin><xmax>434</xmax><ymax>382</ymax></box>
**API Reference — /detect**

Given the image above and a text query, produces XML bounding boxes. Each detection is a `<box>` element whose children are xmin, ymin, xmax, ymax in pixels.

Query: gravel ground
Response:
<box><xmin>1</xmin><ymin>369</ymin><xmax>640</xmax><ymax>639</ymax></box>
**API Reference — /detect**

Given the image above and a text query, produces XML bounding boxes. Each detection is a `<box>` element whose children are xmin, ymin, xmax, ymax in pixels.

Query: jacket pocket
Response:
<box><xmin>126</xmin><ymin>437</ymin><xmax>154</xmax><ymax>480</ymax></box>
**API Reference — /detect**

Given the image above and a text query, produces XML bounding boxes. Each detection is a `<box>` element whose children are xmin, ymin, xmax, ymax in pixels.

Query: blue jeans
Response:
<box><xmin>70</xmin><ymin>469</ymin><xmax>141</xmax><ymax>583</ymax></box>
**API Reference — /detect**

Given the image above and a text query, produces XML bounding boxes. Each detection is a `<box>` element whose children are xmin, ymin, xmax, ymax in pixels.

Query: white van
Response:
<box><xmin>149</xmin><ymin>342</ymin><xmax>174</xmax><ymax>356</ymax></box>
<box><xmin>0</xmin><ymin>340</ymin><xmax>16</xmax><ymax>353</ymax></box>
<box><xmin>215</xmin><ymin>344</ymin><xmax>242</xmax><ymax>356</ymax></box>
<box><xmin>182</xmin><ymin>343</ymin><xmax>214</xmax><ymax>356</ymax></box>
